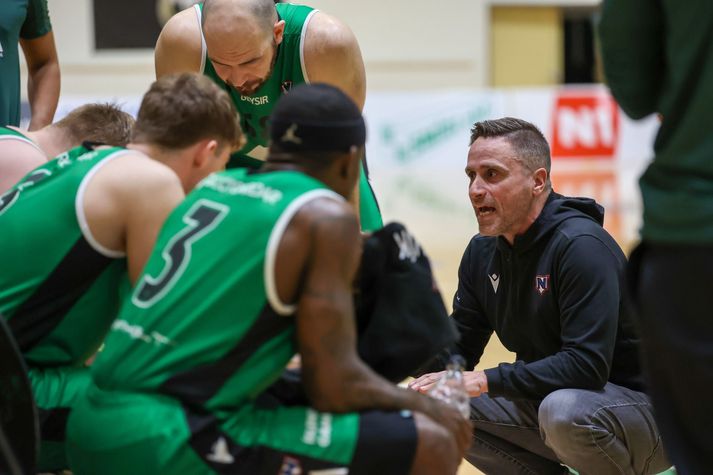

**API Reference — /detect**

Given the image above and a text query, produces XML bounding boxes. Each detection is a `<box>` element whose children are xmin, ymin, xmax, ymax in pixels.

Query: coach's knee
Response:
<box><xmin>538</xmin><ymin>389</ymin><xmax>590</xmax><ymax>458</ymax></box>
<box><xmin>410</xmin><ymin>412</ymin><xmax>462</xmax><ymax>475</ymax></box>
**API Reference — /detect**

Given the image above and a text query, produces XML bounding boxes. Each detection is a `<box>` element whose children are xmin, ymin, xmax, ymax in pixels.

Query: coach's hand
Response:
<box><xmin>409</xmin><ymin>370</ymin><xmax>489</xmax><ymax>397</ymax></box>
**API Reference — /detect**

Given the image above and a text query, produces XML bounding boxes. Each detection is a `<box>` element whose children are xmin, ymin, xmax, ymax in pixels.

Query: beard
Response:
<box><xmin>229</xmin><ymin>39</ymin><xmax>279</xmax><ymax>96</ymax></box>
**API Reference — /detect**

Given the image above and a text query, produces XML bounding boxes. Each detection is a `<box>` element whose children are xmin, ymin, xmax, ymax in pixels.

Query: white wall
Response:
<box><xmin>35</xmin><ymin>0</ymin><xmax>491</xmax><ymax>97</ymax></box>
<box><xmin>26</xmin><ymin>0</ymin><xmax>602</xmax><ymax>98</ymax></box>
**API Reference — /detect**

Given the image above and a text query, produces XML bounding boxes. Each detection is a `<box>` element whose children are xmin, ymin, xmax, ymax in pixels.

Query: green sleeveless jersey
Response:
<box><xmin>0</xmin><ymin>146</ymin><xmax>129</xmax><ymax>367</ymax></box>
<box><xmin>195</xmin><ymin>3</ymin><xmax>383</xmax><ymax>232</ymax></box>
<box><xmin>0</xmin><ymin>125</ymin><xmax>36</xmax><ymax>144</ymax></box>
<box><xmin>92</xmin><ymin>168</ymin><xmax>342</xmax><ymax>413</ymax></box>
<box><xmin>197</xmin><ymin>2</ymin><xmax>314</xmax><ymax>167</ymax></box>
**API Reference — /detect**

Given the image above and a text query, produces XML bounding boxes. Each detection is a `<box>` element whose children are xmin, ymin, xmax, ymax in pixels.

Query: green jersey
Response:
<box><xmin>93</xmin><ymin>168</ymin><xmax>341</xmax><ymax>413</ymax></box>
<box><xmin>0</xmin><ymin>0</ymin><xmax>53</xmax><ymax>126</ymax></box>
<box><xmin>0</xmin><ymin>125</ymin><xmax>36</xmax><ymax>143</ymax></box>
<box><xmin>195</xmin><ymin>2</ymin><xmax>383</xmax><ymax>232</ymax></box>
<box><xmin>0</xmin><ymin>125</ymin><xmax>44</xmax><ymax>162</ymax></box>
<box><xmin>0</xmin><ymin>146</ymin><xmax>128</xmax><ymax>367</ymax></box>
<box><xmin>196</xmin><ymin>2</ymin><xmax>314</xmax><ymax>166</ymax></box>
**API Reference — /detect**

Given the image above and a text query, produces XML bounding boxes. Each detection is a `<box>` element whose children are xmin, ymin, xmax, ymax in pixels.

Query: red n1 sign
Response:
<box><xmin>551</xmin><ymin>92</ymin><xmax>619</xmax><ymax>160</ymax></box>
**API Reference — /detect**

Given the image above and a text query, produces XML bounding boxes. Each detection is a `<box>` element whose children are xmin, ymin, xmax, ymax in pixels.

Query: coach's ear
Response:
<box><xmin>532</xmin><ymin>167</ymin><xmax>548</xmax><ymax>196</ymax></box>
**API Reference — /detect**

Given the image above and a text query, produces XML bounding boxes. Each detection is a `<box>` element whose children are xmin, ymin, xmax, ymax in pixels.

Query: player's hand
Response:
<box><xmin>421</xmin><ymin>397</ymin><xmax>473</xmax><ymax>456</ymax></box>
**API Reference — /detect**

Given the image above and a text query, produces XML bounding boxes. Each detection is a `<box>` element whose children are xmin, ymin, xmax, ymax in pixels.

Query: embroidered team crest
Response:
<box><xmin>279</xmin><ymin>456</ymin><xmax>302</xmax><ymax>475</ymax></box>
<box><xmin>281</xmin><ymin>80</ymin><xmax>293</xmax><ymax>94</ymax></box>
<box><xmin>535</xmin><ymin>275</ymin><xmax>550</xmax><ymax>295</ymax></box>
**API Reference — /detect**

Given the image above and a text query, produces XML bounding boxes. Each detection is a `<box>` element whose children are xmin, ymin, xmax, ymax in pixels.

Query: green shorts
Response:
<box><xmin>66</xmin><ymin>385</ymin><xmax>416</xmax><ymax>475</ymax></box>
<box><xmin>28</xmin><ymin>365</ymin><xmax>92</xmax><ymax>471</ymax></box>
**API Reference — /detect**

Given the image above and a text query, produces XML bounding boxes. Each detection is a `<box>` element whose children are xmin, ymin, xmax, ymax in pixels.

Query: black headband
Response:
<box><xmin>270</xmin><ymin>117</ymin><xmax>366</xmax><ymax>152</ymax></box>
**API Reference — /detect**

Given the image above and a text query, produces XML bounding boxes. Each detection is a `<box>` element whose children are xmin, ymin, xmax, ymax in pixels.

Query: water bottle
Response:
<box><xmin>428</xmin><ymin>355</ymin><xmax>470</xmax><ymax>419</ymax></box>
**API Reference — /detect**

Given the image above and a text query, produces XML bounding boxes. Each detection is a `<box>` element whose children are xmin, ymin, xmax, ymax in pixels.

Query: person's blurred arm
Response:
<box><xmin>20</xmin><ymin>0</ymin><xmax>59</xmax><ymax>130</ymax></box>
<box><xmin>154</xmin><ymin>8</ymin><xmax>203</xmax><ymax>78</ymax></box>
<box><xmin>303</xmin><ymin>13</ymin><xmax>368</xmax><ymax>216</ymax></box>
<box><xmin>598</xmin><ymin>0</ymin><xmax>665</xmax><ymax>119</ymax></box>
<box><xmin>303</xmin><ymin>12</ymin><xmax>366</xmax><ymax>110</ymax></box>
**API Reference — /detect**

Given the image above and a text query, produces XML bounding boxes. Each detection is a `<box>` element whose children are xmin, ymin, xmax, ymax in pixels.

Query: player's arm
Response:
<box><xmin>0</xmin><ymin>141</ymin><xmax>48</xmax><ymax>193</ymax></box>
<box><xmin>303</xmin><ymin>12</ymin><xmax>366</xmax><ymax>111</ymax></box>
<box><xmin>82</xmin><ymin>154</ymin><xmax>185</xmax><ymax>283</ymax></box>
<box><xmin>303</xmin><ymin>15</ymin><xmax>368</xmax><ymax>221</ymax></box>
<box><xmin>276</xmin><ymin>199</ymin><xmax>470</xmax><ymax>452</ymax></box>
<box><xmin>290</xmin><ymin>201</ymin><xmax>445</xmax><ymax>405</ymax></box>
<box><xmin>154</xmin><ymin>8</ymin><xmax>203</xmax><ymax>78</ymax></box>
<box><xmin>19</xmin><ymin>31</ymin><xmax>60</xmax><ymax>130</ymax></box>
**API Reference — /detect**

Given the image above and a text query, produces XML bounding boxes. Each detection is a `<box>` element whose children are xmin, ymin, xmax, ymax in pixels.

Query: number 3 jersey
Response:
<box><xmin>0</xmin><ymin>146</ymin><xmax>129</xmax><ymax>367</ymax></box>
<box><xmin>91</xmin><ymin>168</ymin><xmax>342</xmax><ymax>414</ymax></box>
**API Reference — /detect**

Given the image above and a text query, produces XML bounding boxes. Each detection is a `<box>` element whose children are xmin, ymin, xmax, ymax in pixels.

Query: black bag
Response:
<box><xmin>354</xmin><ymin>222</ymin><xmax>458</xmax><ymax>382</ymax></box>
<box><xmin>258</xmin><ymin>223</ymin><xmax>458</xmax><ymax>407</ymax></box>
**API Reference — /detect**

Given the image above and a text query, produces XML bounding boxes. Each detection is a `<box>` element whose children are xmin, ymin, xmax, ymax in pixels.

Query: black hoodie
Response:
<box><xmin>450</xmin><ymin>192</ymin><xmax>644</xmax><ymax>401</ymax></box>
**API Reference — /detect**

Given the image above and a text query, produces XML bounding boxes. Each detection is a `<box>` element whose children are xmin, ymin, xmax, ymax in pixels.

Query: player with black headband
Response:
<box><xmin>65</xmin><ymin>83</ymin><xmax>471</xmax><ymax>475</ymax></box>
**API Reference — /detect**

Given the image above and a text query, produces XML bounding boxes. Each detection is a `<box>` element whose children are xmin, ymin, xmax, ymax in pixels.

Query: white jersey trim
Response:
<box><xmin>194</xmin><ymin>4</ymin><xmax>207</xmax><ymax>73</ymax></box>
<box><xmin>75</xmin><ymin>150</ymin><xmax>132</xmax><ymax>259</ymax></box>
<box><xmin>300</xmin><ymin>9</ymin><xmax>319</xmax><ymax>84</ymax></box>
<box><xmin>264</xmin><ymin>188</ymin><xmax>343</xmax><ymax>316</ymax></box>
<box><xmin>0</xmin><ymin>134</ymin><xmax>45</xmax><ymax>155</ymax></box>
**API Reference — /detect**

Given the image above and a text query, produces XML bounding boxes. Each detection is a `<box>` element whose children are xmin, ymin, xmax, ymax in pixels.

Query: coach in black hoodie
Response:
<box><xmin>411</xmin><ymin>118</ymin><xmax>669</xmax><ymax>475</ymax></box>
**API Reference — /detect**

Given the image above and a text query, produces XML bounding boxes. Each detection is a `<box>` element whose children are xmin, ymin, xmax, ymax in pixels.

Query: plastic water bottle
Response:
<box><xmin>428</xmin><ymin>355</ymin><xmax>470</xmax><ymax>419</ymax></box>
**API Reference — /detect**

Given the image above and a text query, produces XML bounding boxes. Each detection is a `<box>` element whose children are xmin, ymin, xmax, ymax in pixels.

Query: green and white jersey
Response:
<box><xmin>196</xmin><ymin>2</ymin><xmax>316</xmax><ymax>167</ymax></box>
<box><xmin>0</xmin><ymin>146</ymin><xmax>129</xmax><ymax>367</ymax></box>
<box><xmin>93</xmin><ymin>168</ymin><xmax>342</xmax><ymax>413</ymax></box>
<box><xmin>0</xmin><ymin>125</ymin><xmax>42</xmax><ymax>151</ymax></box>
<box><xmin>0</xmin><ymin>0</ymin><xmax>53</xmax><ymax>126</ymax></box>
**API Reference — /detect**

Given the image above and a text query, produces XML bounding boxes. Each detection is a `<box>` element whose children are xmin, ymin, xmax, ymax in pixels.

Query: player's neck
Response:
<box><xmin>24</xmin><ymin>127</ymin><xmax>65</xmax><ymax>159</ymax></box>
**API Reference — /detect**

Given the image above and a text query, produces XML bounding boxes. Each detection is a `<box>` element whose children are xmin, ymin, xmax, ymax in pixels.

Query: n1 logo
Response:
<box><xmin>133</xmin><ymin>199</ymin><xmax>229</xmax><ymax>308</ymax></box>
<box><xmin>551</xmin><ymin>91</ymin><xmax>619</xmax><ymax>159</ymax></box>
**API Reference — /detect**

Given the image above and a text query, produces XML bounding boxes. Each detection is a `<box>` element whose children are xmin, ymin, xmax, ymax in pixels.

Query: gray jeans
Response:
<box><xmin>466</xmin><ymin>383</ymin><xmax>670</xmax><ymax>475</ymax></box>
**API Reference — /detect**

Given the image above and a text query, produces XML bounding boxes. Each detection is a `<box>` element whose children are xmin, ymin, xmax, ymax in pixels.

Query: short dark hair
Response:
<box><xmin>54</xmin><ymin>103</ymin><xmax>134</xmax><ymax>147</ymax></box>
<box><xmin>470</xmin><ymin>117</ymin><xmax>551</xmax><ymax>179</ymax></box>
<box><xmin>131</xmin><ymin>73</ymin><xmax>244</xmax><ymax>152</ymax></box>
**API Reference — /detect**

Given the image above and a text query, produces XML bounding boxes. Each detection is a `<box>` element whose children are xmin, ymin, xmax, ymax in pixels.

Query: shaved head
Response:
<box><xmin>202</xmin><ymin>0</ymin><xmax>278</xmax><ymax>35</ymax></box>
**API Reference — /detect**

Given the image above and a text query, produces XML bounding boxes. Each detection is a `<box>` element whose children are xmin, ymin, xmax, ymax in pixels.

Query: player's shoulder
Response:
<box><xmin>99</xmin><ymin>150</ymin><xmax>182</xmax><ymax>193</ymax></box>
<box><xmin>305</xmin><ymin>10</ymin><xmax>358</xmax><ymax>52</ymax></box>
<box><xmin>155</xmin><ymin>6</ymin><xmax>202</xmax><ymax>73</ymax></box>
<box><xmin>0</xmin><ymin>137</ymin><xmax>47</xmax><ymax>162</ymax></box>
<box><xmin>162</xmin><ymin>6</ymin><xmax>201</xmax><ymax>39</ymax></box>
<box><xmin>293</xmin><ymin>192</ymin><xmax>359</xmax><ymax>238</ymax></box>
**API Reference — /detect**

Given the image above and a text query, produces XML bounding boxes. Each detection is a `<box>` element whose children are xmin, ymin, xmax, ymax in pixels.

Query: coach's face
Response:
<box><xmin>466</xmin><ymin>136</ymin><xmax>543</xmax><ymax>244</ymax></box>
